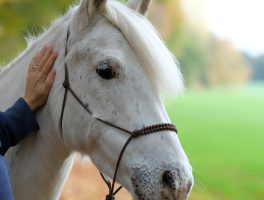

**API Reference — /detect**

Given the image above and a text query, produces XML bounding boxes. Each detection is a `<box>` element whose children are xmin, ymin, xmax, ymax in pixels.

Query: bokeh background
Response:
<box><xmin>1</xmin><ymin>0</ymin><xmax>263</xmax><ymax>199</ymax></box>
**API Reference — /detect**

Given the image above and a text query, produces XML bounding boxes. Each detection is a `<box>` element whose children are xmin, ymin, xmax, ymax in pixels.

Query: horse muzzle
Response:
<box><xmin>130</xmin><ymin>162</ymin><xmax>193</xmax><ymax>200</ymax></box>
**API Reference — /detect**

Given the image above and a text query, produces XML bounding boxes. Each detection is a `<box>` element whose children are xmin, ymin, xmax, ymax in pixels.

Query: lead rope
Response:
<box><xmin>59</xmin><ymin>26</ymin><xmax>178</xmax><ymax>200</ymax></box>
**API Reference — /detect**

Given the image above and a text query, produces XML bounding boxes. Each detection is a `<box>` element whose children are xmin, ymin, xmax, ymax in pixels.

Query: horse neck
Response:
<box><xmin>2</xmin><ymin>19</ymin><xmax>75</xmax><ymax>200</ymax></box>
<box><xmin>6</xmin><ymin>132</ymin><xmax>74</xmax><ymax>200</ymax></box>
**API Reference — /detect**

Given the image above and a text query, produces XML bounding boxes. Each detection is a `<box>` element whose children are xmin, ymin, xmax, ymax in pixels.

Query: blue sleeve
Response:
<box><xmin>0</xmin><ymin>98</ymin><xmax>39</xmax><ymax>155</ymax></box>
<box><xmin>0</xmin><ymin>156</ymin><xmax>14</xmax><ymax>200</ymax></box>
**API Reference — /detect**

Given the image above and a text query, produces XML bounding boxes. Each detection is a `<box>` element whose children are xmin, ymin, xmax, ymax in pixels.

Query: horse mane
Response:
<box><xmin>105</xmin><ymin>1</ymin><xmax>184</xmax><ymax>94</ymax></box>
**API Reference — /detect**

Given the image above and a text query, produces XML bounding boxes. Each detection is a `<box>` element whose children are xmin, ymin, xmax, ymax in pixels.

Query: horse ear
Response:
<box><xmin>73</xmin><ymin>0</ymin><xmax>107</xmax><ymax>31</ymax></box>
<box><xmin>127</xmin><ymin>0</ymin><xmax>152</xmax><ymax>16</ymax></box>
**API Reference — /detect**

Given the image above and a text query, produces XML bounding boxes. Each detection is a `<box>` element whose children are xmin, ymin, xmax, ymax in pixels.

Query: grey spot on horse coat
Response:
<box><xmin>136</xmin><ymin>103</ymin><xmax>140</xmax><ymax>114</ymax></box>
<box><xmin>112</xmin><ymin>111</ymin><xmax>117</xmax><ymax>116</ymax></box>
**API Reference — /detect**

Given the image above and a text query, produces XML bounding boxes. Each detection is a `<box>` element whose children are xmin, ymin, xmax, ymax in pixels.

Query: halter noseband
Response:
<box><xmin>59</xmin><ymin>27</ymin><xmax>178</xmax><ymax>200</ymax></box>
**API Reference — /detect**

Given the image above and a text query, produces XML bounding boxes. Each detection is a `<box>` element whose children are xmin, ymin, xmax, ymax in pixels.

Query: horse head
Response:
<box><xmin>48</xmin><ymin>0</ymin><xmax>193</xmax><ymax>199</ymax></box>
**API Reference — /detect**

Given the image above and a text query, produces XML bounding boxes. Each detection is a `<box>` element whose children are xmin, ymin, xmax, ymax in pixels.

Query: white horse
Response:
<box><xmin>0</xmin><ymin>0</ymin><xmax>193</xmax><ymax>199</ymax></box>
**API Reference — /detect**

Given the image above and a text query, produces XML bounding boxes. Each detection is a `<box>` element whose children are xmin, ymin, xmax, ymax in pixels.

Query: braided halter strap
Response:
<box><xmin>59</xmin><ymin>27</ymin><xmax>178</xmax><ymax>200</ymax></box>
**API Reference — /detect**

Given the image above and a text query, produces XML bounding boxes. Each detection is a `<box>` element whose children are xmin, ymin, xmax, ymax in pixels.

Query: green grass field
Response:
<box><xmin>166</xmin><ymin>85</ymin><xmax>264</xmax><ymax>200</ymax></box>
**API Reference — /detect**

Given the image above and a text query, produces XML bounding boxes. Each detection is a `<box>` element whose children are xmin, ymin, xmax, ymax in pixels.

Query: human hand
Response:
<box><xmin>24</xmin><ymin>46</ymin><xmax>57</xmax><ymax>112</ymax></box>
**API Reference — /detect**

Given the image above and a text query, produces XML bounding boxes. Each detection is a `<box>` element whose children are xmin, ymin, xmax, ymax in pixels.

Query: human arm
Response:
<box><xmin>0</xmin><ymin>98</ymin><xmax>39</xmax><ymax>155</ymax></box>
<box><xmin>0</xmin><ymin>46</ymin><xmax>57</xmax><ymax>155</ymax></box>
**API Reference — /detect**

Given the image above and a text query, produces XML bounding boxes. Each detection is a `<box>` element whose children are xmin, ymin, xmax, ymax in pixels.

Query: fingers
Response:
<box><xmin>29</xmin><ymin>46</ymin><xmax>57</xmax><ymax>75</ymax></box>
<box><xmin>39</xmin><ymin>46</ymin><xmax>53</xmax><ymax>67</ymax></box>
<box><xmin>24</xmin><ymin>45</ymin><xmax>57</xmax><ymax>111</ymax></box>
<box><xmin>42</xmin><ymin>51</ymin><xmax>57</xmax><ymax>76</ymax></box>
<box><xmin>30</xmin><ymin>46</ymin><xmax>48</xmax><ymax>69</ymax></box>
<box><xmin>45</xmin><ymin>70</ymin><xmax>56</xmax><ymax>90</ymax></box>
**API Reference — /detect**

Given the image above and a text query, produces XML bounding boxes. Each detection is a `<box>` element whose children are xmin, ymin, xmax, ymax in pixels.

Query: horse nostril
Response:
<box><xmin>162</xmin><ymin>171</ymin><xmax>176</xmax><ymax>189</ymax></box>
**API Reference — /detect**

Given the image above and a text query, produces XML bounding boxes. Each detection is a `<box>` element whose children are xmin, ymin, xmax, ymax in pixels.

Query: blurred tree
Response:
<box><xmin>148</xmin><ymin>0</ymin><xmax>209</xmax><ymax>86</ymax></box>
<box><xmin>207</xmin><ymin>38</ymin><xmax>252</xmax><ymax>87</ymax></box>
<box><xmin>244</xmin><ymin>54</ymin><xmax>264</xmax><ymax>81</ymax></box>
<box><xmin>0</xmin><ymin>0</ymin><xmax>72</xmax><ymax>63</ymax></box>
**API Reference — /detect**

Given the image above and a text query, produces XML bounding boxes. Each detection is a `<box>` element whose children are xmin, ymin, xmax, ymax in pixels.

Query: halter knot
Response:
<box><xmin>105</xmin><ymin>195</ymin><xmax>115</xmax><ymax>200</ymax></box>
<box><xmin>131</xmin><ymin>130</ymin><xmax>142</xmax><ymax>138</ymax></box>
<box><xmin>63</xmin><ymin>80</ymin><xmax>70</xmax><ymax>88</ymax></box>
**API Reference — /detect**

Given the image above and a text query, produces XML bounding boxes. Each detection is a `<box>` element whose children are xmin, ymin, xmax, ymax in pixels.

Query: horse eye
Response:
<box><xmin>96</xmin><ymin>63</ymin><xmax>117</xmax><ymax>80</ymax></box>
